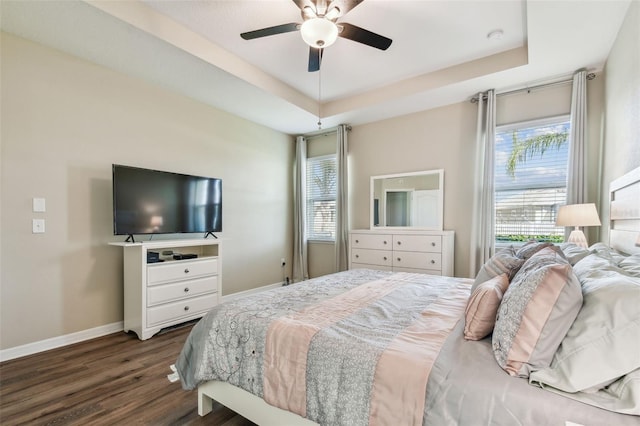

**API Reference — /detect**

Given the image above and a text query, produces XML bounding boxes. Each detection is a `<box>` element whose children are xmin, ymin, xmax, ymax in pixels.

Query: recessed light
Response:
<box><xmin>487</xmin><ymin>29</ymin><xmax>504</xmax><ymax>40</ymax></box>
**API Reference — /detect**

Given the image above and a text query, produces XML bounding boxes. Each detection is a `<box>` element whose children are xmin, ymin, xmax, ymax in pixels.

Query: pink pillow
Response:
<box><xmin>464</xmin><ymin>273</ymin><xmax>509</xmax><ymax>340</ymax></box>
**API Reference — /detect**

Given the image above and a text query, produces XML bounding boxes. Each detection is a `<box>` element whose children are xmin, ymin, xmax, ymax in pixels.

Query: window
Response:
<box><xmin>494</xmin><ymin>116</ymin><xmax>571</xmax><ymax>244</ymax></box>
<box><xmin>306</xmin><ymin>154</ymin><xmax>337</xmax><ymax>241</ymax></box>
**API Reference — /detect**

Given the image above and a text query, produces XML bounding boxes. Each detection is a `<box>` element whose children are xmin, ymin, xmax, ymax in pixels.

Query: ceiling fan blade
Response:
<box><xmin>308</xmin><ymin>47</ymin><xmax>324</xmax><ymax>72</ymax></box>
<box><xmin>240</xmin><ymin>23</ymin><xmax>299</xmax><ymax>40</ymax></box>
<box><xmin>339</xmin><ymin>22</ymin><xmax>392</xmax><ymax>50</ymax></box>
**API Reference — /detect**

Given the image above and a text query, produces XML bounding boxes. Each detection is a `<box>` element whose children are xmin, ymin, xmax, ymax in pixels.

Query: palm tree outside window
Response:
<box><xmin>494</xmin><ymin>115</ymin><xmax>571</xmax><ymax>244</ymax></box>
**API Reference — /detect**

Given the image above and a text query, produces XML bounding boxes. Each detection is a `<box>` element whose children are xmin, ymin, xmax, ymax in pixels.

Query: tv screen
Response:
<box><xmin>112</xmin><ymin>164</ymin><xmax>222</xmax><ymax>237</ymax></box>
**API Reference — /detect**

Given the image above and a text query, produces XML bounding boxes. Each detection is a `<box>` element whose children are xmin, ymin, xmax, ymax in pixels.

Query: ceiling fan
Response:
<box><xmin>240</xmin><ymin>0</ymin><xmax>392</xmax><ymax>72</ymax></box>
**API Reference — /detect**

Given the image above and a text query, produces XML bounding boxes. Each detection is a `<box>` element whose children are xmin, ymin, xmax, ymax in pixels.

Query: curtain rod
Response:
<box><xmin>471</xmin><ymin>73</ymin><xmax>596</xmax><ymax>103</ymax></box>
<box><xmin>302</xmin><ymin>124</ymin><xmax>352</xmax><ymax>139</ymax></box>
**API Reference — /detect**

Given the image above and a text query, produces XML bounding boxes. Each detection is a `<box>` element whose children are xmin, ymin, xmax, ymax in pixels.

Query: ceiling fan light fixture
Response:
<box><xmin>300</xmin><ymin>18</ymin><xmax>338</xmax><ymax>48</ymax></box>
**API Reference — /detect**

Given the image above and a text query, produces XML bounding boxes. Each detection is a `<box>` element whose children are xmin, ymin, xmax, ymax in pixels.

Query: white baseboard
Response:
<box><xmin>221</xmin><ymin>281</ymin><xmax>285</xmax><ymax>303</ymax></box>
<box><xmin>0</xmin><ymin>321</ymin><xmax>124</xmax><ymax>363</ymax></box>
<box><xmin>0</xmin><ymin>282</ymin><xmax>286</xmax><ymax>363</ymax></box>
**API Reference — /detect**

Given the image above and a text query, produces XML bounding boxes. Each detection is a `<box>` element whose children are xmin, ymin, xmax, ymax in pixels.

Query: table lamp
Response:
<box><xmin>556</xmin><ymin>203</ymin><xmax>601</xmax><ymax>248</ymax></box>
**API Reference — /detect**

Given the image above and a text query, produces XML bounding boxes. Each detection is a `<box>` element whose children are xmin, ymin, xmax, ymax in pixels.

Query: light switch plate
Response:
<box><xmin>33</xmin><ymin>198</ymin><xmax>46</xmax><ymax>212</ymax></box>
<box><xmin>32</xmin><ymin>219</ymin><xmax>45</xmax><ymax>233</ymax></box>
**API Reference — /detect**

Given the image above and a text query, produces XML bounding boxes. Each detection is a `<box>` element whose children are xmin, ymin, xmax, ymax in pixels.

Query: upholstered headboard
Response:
<box><xmin>609</xmin><ymin>166</ymin><xmax>640</xmax><ymax>255</ymax></box>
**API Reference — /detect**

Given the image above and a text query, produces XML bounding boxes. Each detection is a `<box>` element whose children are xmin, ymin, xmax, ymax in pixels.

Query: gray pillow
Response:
<box><xmin>618</xmin><ymin>254</ymin><xmax>640</xmax><ymax>278</ymax></box>
<box><xmin>529</xmin><ymin>269</ymin><xmax>640</xmax><ymax>393</ymax></box>
<box><xmin>515</xmin><ymin>241</ymin><xmax>553</xmax><ymax>260</ymax></box>
<box><xmin>559</xmin><ymin>242</ymin><xmax>592</xmax><ymax>266</ymax></box>
<box><xmin>492</xmin><ymin>247</ymin><xmax>583</xmax><ymax>378</ymax></box>
<box><xmin>471</xmin><ymin>246</ymin><xmax>524</xmax><ymax>293</ymax></box>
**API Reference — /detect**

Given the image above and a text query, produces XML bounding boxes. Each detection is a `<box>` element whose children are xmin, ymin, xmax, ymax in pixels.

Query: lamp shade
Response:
<box><xmin>300</xmin><ymin>18</ymin><xmax>339</xmax><ymax>48</ymax></box>
<box><xmin>556</xmin><ymin>203</ymin><xmax>601</xmax><ymax>227</ymax></box>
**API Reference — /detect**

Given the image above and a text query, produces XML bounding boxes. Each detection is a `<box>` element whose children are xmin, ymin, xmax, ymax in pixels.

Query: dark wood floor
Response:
<box><xmin>0</xmin><ymin>322</ymin><xmax>257</xmax><ymax>426</ymax></box>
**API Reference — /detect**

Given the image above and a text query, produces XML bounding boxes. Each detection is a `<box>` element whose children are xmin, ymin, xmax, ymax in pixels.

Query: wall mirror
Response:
<box><xmin>370</xmin><ymin>169</ymin><xmax>444</xmax><ymax>230</ymax></box>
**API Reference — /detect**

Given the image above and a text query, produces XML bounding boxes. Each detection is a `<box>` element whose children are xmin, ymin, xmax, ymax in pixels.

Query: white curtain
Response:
<box><xmin>565</xmin><ymin>69</ymin><xmax>589</xmax><ymax>241</ymax></box>
<box><xmin>293</xmin><ymin>136</ymin><xmax>309</xmax><ymax>282</ymax></box>
<box><xmin>335</xmin><ymin>125</ymin><xmax>349</xmax><ymax>272</ymax></box>
<box><xmin>469</xmin><ymin>89</ymin><xmax>496</xmax><ymax>278</ymax></box>
<box><xmin>567</xmin><ymin>69</ymin><xmax>588</xmax><ymax>205</ymax></box>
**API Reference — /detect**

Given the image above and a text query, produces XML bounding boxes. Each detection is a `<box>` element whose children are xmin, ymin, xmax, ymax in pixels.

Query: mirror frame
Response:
<box><xmin>370</xmin><ymin>169</ymin><xmax>444</xmax><ymax>230</ymax></box>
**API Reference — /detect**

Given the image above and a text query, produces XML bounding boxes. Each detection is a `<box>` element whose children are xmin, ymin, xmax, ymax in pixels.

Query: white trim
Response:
<box><xmin>496</xmin><ymin>114</ymin><xmax>570</xmax><ymax>133</ymax></box>
<box><xmin>0</xmin><ymin>281</ymin><xmax>283</xmax><ymax>362</ymax></box>
<box><xmin>221</xmin><ymin>282</ymin><xmax>283</xmax><ymax>303</ymax></box>
<box><xmin>0</xmin><ymin>321</ymin><xmax>124</xmax><ymax>362</ymax></box>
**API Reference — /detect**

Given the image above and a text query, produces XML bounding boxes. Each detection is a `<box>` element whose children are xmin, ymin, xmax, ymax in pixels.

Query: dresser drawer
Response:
<box><xmin>147</xmin><ymin>258</ymin><xmax>217</xmax><ymax>286</ymax></box>
<box><xmin>147</xmin><ymin>293</ymin><xmax>217</xmax><ymax>326</ymax></box>
<box><xmin>352</xmin><ymin>248</ymin><xmax>393</xmax><ymax>267</ymax></box>
<box><xmin>393</xmin><ymin>266</ymin><xmax>442</xmax><ymax>276</ymax></box>
<box><xmin>392</xmin><ymin>235</ymin><xmax>441</xmax><ymax>252</ymax></box>
<box><xmin>350</xmin><ymin>263</ymin><xmax>392</xmax><ymax>272</ymax></box>
<box><xmin>351</xmin><ymin>233</ymin><xmax>392</xmax><ymax>250</ymax></box>
<box><xmin>392</xmin><ymin>251</ymin><xmax>442</xmax><ymax>270</ymax></box>
<box><xmin>147</xmin><ymin>276</ymin><xmax>217</xmax><ymax>307</ymax></box>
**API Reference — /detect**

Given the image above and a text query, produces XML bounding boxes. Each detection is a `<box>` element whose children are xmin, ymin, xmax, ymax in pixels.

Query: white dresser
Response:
<box><xmin>110</xmin><ymin>239</ymin><xmax>221</xmax><ymax>340</ymax></box>
<box><xmin>349</xmin><ymin>229</ymin><xmax>454</xmax><ymax>276</ymax></box>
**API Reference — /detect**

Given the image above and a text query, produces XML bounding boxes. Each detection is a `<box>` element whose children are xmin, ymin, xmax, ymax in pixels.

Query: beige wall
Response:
<box><xmin>0</xmin><ymin>33</ymin><xmax>294</xmax><ymax>350</ymax></box>
<box><xmin>601</xmin><ymin>0</ymin><xmax>640</xmax><ymax>243</ymax></box>
<box><xmin>348</xmin><ymin>78</ymin><xmax>605</xmax><ymax>278</ymax></box>
<box><xmin>2</xmin><ymin>2</ymin><xmax>636</xmax><ymax>351</ymax></box>
<box><xmin>349</xmin><ymin>102</ymin><xmax>477</xmax><ymax>278</ymax></box>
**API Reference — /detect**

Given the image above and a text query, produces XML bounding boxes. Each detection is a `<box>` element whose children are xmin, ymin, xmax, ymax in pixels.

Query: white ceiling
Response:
<box><xmin>0</xmin><ymin>0</ymin><xmax>632</xmax><ymax>135</ymax></box>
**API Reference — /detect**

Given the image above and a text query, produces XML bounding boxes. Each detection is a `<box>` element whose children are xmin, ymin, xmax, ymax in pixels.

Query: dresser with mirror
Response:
<box><xmin>349</xmin><ymin>169</ymin><xmax>455</xmax><ymax>276</ymax></box>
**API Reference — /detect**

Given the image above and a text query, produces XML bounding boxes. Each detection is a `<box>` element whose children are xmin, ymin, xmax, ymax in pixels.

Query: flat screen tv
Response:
<box><xmin>112</xmin><ymin>164</ymin><xmax>221</xmax><ymax>242</ymax></box>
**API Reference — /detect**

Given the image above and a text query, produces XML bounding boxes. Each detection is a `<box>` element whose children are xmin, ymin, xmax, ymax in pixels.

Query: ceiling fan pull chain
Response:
<box><xmin>317</xmin><ymin>66</ymin><xmax>322</xmax><ymax>130</ymax></box>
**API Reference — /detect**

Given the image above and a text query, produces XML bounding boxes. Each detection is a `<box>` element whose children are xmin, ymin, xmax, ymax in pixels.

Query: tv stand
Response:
<box><xmin>109</xmin><ymin>239</ymin><xmax>222</xmax><ymax>340</ymax></box>
<box><xmin>204</xmin><ymin>232</ymin><xmax>218</xmax><ymax>239</ymax></box>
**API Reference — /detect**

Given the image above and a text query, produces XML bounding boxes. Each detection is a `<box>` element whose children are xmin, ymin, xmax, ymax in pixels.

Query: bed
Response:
<box><xmin>175</xmin><ymin>167</ymin><xmax>640</xmax><ymax>426</ymax></box>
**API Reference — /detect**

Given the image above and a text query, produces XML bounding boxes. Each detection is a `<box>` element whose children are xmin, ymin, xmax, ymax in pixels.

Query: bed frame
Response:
<box><xmin>196</xmin><ymin>166</ymin><xmax>640</xmax><ymax>425</ymax></box>
<box><xmin>198</xmin><ymin>380</ymin><xmax>317</xmax><ymax>426</ymax></box>
<box><xmin>609</xmin><ymin>166</ymin><xmax>640</xmax><ymax>255</ymax></box>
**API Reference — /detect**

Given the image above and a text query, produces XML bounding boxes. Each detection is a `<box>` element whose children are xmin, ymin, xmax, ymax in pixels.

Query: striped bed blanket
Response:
<box><xmin>176</xmin><ymin>269</ymin><xmax>471</xmax><ymax>425</ymax></box>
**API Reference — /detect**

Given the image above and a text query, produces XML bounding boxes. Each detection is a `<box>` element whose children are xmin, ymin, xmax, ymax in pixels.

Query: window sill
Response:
<box><xmin>307</xmin><ymin>239</ymin><xmax>335</xmax><ymax>245</ymax></box>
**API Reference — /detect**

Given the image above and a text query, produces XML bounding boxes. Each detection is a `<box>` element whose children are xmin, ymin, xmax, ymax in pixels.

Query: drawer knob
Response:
<box><xmin>383</xmin><ymin>240</ymin><xmax>387</xmax><ymax>245</ymax></box>
<box><xmin>431</xmin><ymin>260</ymin><xmax>436</xmax><ymax>264</ymax></box>
<box><xmin>355</xmin><ymin>239</ymin><xmax>359</xmax><ymax>243</ymax></box>
<box><xmin>184</xmin><ymin>287</ymin><xmax>190</xmax><ymax>293</ymax></box>
<box><xmin>184</xmin><ymin>306</ymin><xmax>190</xmax><ymax>311</ymax></box>
<box><xmin>184</xmin><ymin>268</ymin><xmax>190</xmax><ymax>274</ymax></box>
<box><xmin>432</xmin><ymin>242</ymin><xmax>436</xmax><ymax>247</ymax></box>
<box><xmin>355</xmin><ymin>254</ymin><xmax>359</xmax><ymax>258</ymax></box>
<box><xmin>397</xmin><ymin>241</ymin><xmax>402</xmax><ymax>245</ymax></box>
<box><xmin>397</xmin><ymin>257</ymin><xmax>401</xmax><ymax>262</ymax></box>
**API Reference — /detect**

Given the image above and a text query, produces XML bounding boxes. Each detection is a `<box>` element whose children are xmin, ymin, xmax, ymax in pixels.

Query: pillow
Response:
<box><xmin>529</xmin><ymin>270</ymin><xmax>640</xmax><ymax>393</ymax></box>
<box><xmin>589</xmin><ymin>242</ymin><xmax>627</xmax><ymax>264</ymax></box>
<box><xmin>559</xmin><ymin>242</ymin><xmax>592</xmax><ymax>266</ymax></box>
<box><xmin>471</xmin><ymin>246</ymin><xmax>524</xmax><ymax>293</ymax></box>
<box><xmin>532</xmin><ymin>367</ymin><xmax>640</xmax><ymax>415</ymax></box>
<box><xmin>515</xmin><ymin>241</ymin><xmax>553</xmax><ymax>260</ymax></box>
<box><xmin>618</xmin><ymin>254</ymin><xmax>640</xmax><ymax>278</ymax></box>
<box><xmin>464</xmin><ymin>273</ymin><xmax>510</xmax><ymax>341</ymax></box>
<box><xmin>573</xmin><ymin>252</ymin><xmax>625</xmax><ymax>279</ymax></box>
<box><xmin>492</xmin><ymin>247</ymin><xmax>583</xmax><ymax>378</ymax></box>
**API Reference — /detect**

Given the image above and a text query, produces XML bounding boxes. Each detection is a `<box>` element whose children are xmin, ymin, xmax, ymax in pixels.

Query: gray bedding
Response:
<box><xmin>424</xmin><ymin>320</ymin><xmax>639</xmax><ymax>426</ymax></box>
<box><xmin>176</xmin><ymin>268</ymin><xmax>639</xmax><ymax>426</ymax></box>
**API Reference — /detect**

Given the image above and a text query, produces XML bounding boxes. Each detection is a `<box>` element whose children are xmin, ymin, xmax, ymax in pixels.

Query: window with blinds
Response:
<box><xmin>306</xmin><ymin>154</ymin><xmax>337</xmax><ymax>241</ymax></box>
<box><xmin>494</xmin><ymin>115</ymin><xmax>571</xmax><ymax>244</ymax></box>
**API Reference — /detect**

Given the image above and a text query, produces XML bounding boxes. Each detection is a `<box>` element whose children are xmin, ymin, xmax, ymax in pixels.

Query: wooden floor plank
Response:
<box><xmin>0</xmin><ymin>324</ymin><xmax>258</xmax><ymax>426</ymax></box>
